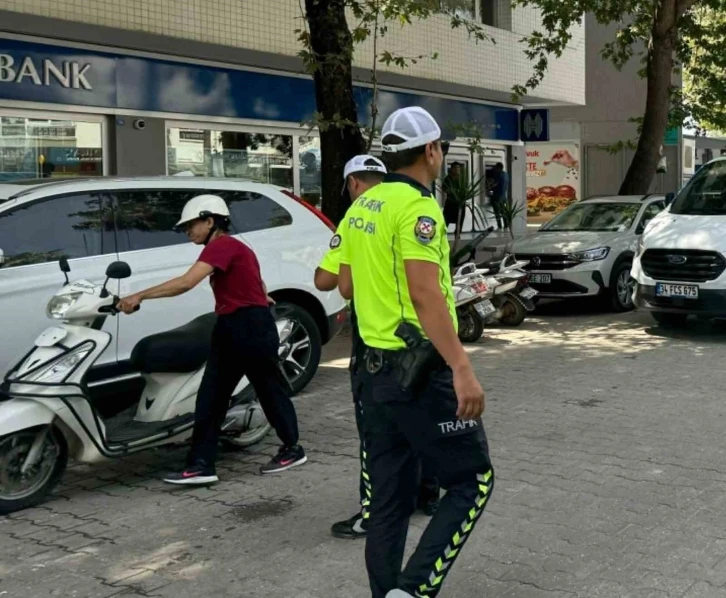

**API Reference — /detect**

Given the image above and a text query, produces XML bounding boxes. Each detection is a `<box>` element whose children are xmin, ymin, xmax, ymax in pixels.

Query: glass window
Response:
<box><xmin>167</xmin><ymin>128</ymin><xmax>294</xmax><ymax>189</ymax></box>
<box><xmin>638</xmin><ymin>202</ymin><xmax>665</xmax><ymax>231</ymax></box>
<box><xmin>0</xmin><ymin>193</ymin><xmax>111</xmax><ymax>268</ymax></box>
<box><xmin>440</xmin><ymin>0</ymin><xmax>476</xmax><ymax>20</ymax></box>
<box><xmin>299</xmin><ymin>136</ymin><xmax>321</xmax><ymax>207</ymax></box>
<box><xmin>542</xmin><ymin>202</ymin><xmax>641</xmax><ymax>233</ymax></box>
<box><xmin>217</xmin><ymin>190</ymin><xmax>293</xmax><ymax>233</ymax></box>
<box><xmin>114</xmin><ymin>188</ymin><xmax>293</xmax><ymax>253</ymax></box>
<box><xmin>115</xmin><ymin>190</ymin><xmax>194</xmax><ymax>252</ymax></box>
<box><xmin>0</xmin><ymin>116</ymin><xmax>103</xmax><ymax>181</ymax></box>
<box><xmin>671</xmin><ymin>160</ymin><xmax>726</xmax><ymax>215</ymax></box>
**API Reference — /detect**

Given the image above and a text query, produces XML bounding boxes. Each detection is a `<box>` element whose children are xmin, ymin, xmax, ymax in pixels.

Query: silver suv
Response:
<box><xmin>510</xmin><ymin>195</ymin><xmax>667</xmax><ymax>311</ymax></box>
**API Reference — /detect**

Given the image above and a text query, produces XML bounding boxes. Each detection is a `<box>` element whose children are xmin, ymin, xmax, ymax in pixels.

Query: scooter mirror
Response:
<box><xmin>0</xmin><ymin>248</ymin><xmax>4</xmax><ymax>266</ymax></box>
<box><xmin>105</xmin><ymin>261</ymin><xmax>132</xmax><ymax>280</ymax></box>
<box><xmin>59</xmin><ymin>257</ymin><xmax>71</xmax><ymax>273</ymax></box>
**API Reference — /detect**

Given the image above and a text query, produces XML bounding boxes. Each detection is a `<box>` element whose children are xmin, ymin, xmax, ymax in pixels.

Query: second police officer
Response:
<box><xmin>337</xmin><ymin>107</ymin><xmax>495</xmax><ymax>598</ymax></box>
<box><xmin>315</xmin><ymin>155</ymin><xmax>440</xmax><ymax>540</ymax></box>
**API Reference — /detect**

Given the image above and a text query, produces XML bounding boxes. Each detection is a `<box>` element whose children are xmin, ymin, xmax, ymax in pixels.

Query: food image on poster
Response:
<box><xmin>525</xmin><ymin>143</ymin><xmax>581</xmax><ymax>224</ymax></box>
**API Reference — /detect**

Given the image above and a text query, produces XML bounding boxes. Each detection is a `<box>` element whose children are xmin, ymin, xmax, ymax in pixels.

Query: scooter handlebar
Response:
<box><xmin>98</xmin><ymin>295</ymin><xmax>140</xmax><ymax>314</ymax></box>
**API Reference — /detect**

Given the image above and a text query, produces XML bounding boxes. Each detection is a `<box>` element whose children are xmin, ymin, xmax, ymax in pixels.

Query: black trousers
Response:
<box><xmin>188</xmin><ymin>306</ymin><xmax>300</xmax><ymax>468</ymax></box>
<box><xmin>362</xmin><ymin>363</ymin><xmax>494</xmax><ymax>598</ymax></box>
<box><xmin>351</xmin><ymin>368</ymin><xmax>439</xmax><ymax>520</ymax></box>
<box><xmin>491</xmin><ymin>196</ymin><xmax>505</xmax><ymax>229</ymax></box>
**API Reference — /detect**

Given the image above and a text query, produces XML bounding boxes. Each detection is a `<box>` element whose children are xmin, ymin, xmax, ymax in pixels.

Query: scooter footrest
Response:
<box><xmin>107</xmin><ymin>413</ymin><xmax>194</xmax><ymax>444</ymax></box>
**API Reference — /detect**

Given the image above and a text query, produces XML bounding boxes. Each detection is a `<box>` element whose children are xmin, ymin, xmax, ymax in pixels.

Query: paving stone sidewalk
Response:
<box><xmin>3</xmin><ymin>306</ymin><xmax>726</xmax><ymax>598</ymax></box>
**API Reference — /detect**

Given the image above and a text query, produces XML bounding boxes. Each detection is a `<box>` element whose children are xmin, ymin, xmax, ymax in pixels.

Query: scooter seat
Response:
<box><xmin>130</xmin><ymin>313</ymin><xmax>217</xmax><ymax>374</ymax></box>
<box><xmin>479</xmin><ymin>259</ymin><xmax>502</xmax><ymax>274</ymax></box>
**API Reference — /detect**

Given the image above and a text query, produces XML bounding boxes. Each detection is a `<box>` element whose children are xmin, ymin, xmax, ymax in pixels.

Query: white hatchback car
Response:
<box><xmin>510</xmin><ymin>195</ymin><xmax>668</xmax><ymax>311</ymax></box>
<box><xmin>0</xmin><ymin>177</ymin><xmax>346</xmax><ymax>396</ymax></box>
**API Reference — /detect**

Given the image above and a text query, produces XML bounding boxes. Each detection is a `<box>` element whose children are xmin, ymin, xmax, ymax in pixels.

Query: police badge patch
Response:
<box><xmin>330</xmin><ymin>234</ymin><xmax>342</xmax><ymax>249</ymax></box>
<box><xmin>414</xmin><ymin>216</ymin><xmax>436</xmax><ymax>244</ymax></box>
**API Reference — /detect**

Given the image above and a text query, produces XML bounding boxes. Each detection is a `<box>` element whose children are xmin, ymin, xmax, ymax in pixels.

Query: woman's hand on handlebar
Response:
<box><xmin>117</xmin><ymin>294</ymin><xmax>142</xmax><ymax>314</ymax></box>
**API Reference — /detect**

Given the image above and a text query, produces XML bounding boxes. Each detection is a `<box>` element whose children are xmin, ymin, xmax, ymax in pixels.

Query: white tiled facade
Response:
<box><xmin>0</xmin><ymin>0</ymin><xmax>585</xmax><ymax>105</ymax></box>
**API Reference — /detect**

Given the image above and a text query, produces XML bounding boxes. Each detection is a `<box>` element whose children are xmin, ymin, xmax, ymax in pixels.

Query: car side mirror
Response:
<box><xmin>105</xmin><ymin>261</ymin><xmax>131</xmax><ymax>280</ymax></box>
<box><xmin>665</xmin><ymin>192</ymin><xmax>675</xmax><ymax>206</ymax></box>
<box><xmin>636</xmin><ymin>223</ymin><xmax>645</xmax><ymax>235</ymax></box>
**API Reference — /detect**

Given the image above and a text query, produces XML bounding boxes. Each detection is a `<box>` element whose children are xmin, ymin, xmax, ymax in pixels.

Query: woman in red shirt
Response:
<box><xmin>117</xmin><ymin>194</ymin><xmax>306</xmax><ymax>484</ymax></box>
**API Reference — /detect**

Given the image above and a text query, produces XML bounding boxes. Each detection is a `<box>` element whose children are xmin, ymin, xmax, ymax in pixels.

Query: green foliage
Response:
<box><xmin>498</xmin><ymin>196</ymin><xmax>525</xmax><ymax>239</ymax></box>
<box><xmin>511</xmin><ymin>0</ymin><xmax>726</xmax><ymax>134</ymax></box>
<box><xmin>440</xmin><ymin>169</ymin><xmax>485</xmax><ymax>254</ymax></box>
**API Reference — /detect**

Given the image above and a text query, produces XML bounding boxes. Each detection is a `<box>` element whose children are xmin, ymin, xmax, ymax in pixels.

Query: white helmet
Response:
<box><xmin>176</xmin><ymin>194</ymin><xmax>230</xmax><ymax>228</ymax></box>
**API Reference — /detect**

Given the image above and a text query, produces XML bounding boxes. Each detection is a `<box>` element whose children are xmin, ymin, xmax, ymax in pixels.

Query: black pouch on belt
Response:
<box><xmin>391</xmin><ymin>322</ymin><xmax>443</xmax><ymax>392</ymax></box>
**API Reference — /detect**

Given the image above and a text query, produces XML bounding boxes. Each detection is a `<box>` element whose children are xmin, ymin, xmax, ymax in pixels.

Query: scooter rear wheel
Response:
<box><xmin>457</xmin><ymin>304</ymin><xmax>485</xmax><ymax>343</ymax></box>
<box><xmin>0</xmin><ymin>425</ymin><xmax>67</xmax><ymax>515</ymax></box>
<box><xmin>498</xmin><ymin>293</ymin><xmax>527</xmax><ymax>326</ymax></box>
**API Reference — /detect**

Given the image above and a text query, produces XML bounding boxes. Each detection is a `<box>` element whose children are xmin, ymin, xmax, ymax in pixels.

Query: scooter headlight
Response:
<box><xmin>46</xmin><ymin>293</ymin><xmax>82</xmax><ymax>319</ymax></box>
<box><xmin>23</xmin><ymin>343</ymin><xmax>93</xmax><ymax>383</ymax></box>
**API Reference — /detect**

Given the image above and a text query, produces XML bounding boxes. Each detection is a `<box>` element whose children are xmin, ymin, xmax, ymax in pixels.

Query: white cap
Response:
<box><xmin>342</xmin><ymin>155</ymin><xmax>387</xmax><ymax>193</ymax></box>
<box><xmin>343</xmin><ymin>155</ymin><xmax>387</xmax><ymax>180</ymax></box>
<box><xmin>381</xmin><ymin>107</ymin><xmax>442</xmax><ymax>153</ymax></box>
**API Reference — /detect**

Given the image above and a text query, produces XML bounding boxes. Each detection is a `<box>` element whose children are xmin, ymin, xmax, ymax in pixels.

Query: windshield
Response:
<box><xmin>541</xmin><ymin>202</ymin><xmax>640</xmax><ymax>232</ymax></box>
<box><xmin>671</xmin><ymin>160</ymin><xmax>726</xmax><ymax>215</ymax></box>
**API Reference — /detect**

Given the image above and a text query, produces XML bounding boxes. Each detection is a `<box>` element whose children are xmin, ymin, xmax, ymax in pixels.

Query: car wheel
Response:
<box><xmin>610</xmin><ymin>261</ymin><xmax>634</xmax><ymax>312</ymax></box>
<box><xmin>651</xmin><ymin>311</ymin><xmax>689</xmax><ymax>328</ymax></box>
<box><xmin>274</xmin><ymin>302</ymin><xmax>322</xmax><ymax>395</ymax></box>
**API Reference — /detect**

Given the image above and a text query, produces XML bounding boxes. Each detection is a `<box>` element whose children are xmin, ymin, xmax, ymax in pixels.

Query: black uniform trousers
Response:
<box><xmin>362</xmin><ymin>360</ymin><xmax>494</xmax><ymax>598</ymax></box>
<box><xmin>188</xmin><ymin>306</ymin><xmax>299</xmax><ymax>468</ymax></box>
<box><xmin>351</xmin><ymin>365</ymin><xmax>440</xmax><ymax>520</ymax></box>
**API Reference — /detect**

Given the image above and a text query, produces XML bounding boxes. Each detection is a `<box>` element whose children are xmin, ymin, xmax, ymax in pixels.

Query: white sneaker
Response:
<box><xmin>385</xmin><ymin>591</ymin><xmax>415</xmax><ymax>598</ymax></box>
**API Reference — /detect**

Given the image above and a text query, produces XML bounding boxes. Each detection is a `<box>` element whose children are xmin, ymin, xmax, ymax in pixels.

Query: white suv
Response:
<box><xmin>633</xmin><ymin>158</ymin><xmax>726</xmax><ymax>325</ymax></box>
<box><xmin>510</xmin><ymin>195</ymin><xmax>668</xmax><ymax>311</ymax></box>
<box><xmin>0</xmin><ymin>177</ymin><xmax>346</xmax><ymax>393</ymax></box>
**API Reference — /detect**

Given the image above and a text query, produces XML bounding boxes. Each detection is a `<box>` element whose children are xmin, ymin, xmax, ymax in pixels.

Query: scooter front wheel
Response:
<box><xmin>0</xmin><ymin>425</ymin><xmax>68</xmax><ymax>515</ymax></box>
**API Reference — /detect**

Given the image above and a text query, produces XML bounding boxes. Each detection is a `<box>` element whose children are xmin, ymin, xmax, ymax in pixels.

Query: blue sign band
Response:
<box><xmin>0</xmin><ymin>38</ymin><xmax>520</xmax><ymax>142</ymax></box>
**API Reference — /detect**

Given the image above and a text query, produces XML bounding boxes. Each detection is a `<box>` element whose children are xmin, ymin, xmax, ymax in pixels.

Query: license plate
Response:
<box><xmin>529</xmin><ymin>273</ymin><xmax>552</xmax><ymax>284</ymax></box>
<box><xmin>474</xmin><ymin>300</ymin><xmax>496</xmax><ymax>317</ymax></box>
<box><xmin>520</xmin><ymin>287</ymin><xmax>538</xmax><ymax>299</ymax></box>
<box><xmin>655</xmin><ymin>283</ymin><xmax>699</xmax><ymax>299</ymax></box>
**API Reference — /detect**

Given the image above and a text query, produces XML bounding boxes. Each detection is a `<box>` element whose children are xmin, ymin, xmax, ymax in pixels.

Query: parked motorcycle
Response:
<box><xmin>478</xmin><ymin>254</ymin><xmax>537</xmax><ymax>327</ymax></box>
<box><xmin>452</xmin><ymin>262</ymin><xmax>496</xmax><ymax>343</ymax></box>
<box><xmin>0</xmin><ymin>259</ymin><xmax>272</xmax><ymax>514</ymax></box>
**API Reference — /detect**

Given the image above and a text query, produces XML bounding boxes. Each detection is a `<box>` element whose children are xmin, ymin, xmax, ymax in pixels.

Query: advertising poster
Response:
<box><xmin>525</xmin><ymin>142</ymin><xmax>581</xmax><ymax>225</ymax></box>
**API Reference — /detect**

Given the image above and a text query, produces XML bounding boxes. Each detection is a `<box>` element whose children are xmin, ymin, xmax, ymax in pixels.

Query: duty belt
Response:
<box><xmin>363</xmin><ymin>345</ymin><xmax>445</xmax><ymax>375</ymax></box>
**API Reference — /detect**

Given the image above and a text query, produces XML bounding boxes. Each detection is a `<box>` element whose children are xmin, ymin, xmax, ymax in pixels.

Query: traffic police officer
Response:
<box><xmin>315</xmin><ymin>155</ymin><xmax>440</xmax><ymax>540</ymax></box>
<box><xmin>337</xmin><ymin>107</ymin><xmax>494</xmax><ymax>598</ymax></box>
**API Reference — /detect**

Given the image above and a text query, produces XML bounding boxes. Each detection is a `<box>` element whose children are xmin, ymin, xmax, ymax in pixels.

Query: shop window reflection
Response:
<box><xmin>0</xmin><ymin>116</ymin><xmax>103</xmax><ymax>181</ymax></box>
<box><xmin>167</xmin><ymin>128</ymin><xmax>293</xmax><ymax>190</ymax></box>
<box><xmin>299</xmin><ymin>136</ymin><xmax>321</xmax><ymax>207</ymax></box>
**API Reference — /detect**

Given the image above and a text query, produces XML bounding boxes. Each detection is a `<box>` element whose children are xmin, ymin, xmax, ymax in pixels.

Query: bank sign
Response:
<box><xmin>0</xmin><ymin>38</ymin><xmax>520</xmax><ymax>142</ymax></box>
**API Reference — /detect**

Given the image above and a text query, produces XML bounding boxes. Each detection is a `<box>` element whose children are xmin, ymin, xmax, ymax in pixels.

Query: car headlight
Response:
<box><xmin>23</xmin><ymin>343</ymin><xmax>93</xmax><ymax>383</ymax></box>
<box><xmin>46</xmin><ymin>293</ymin><xmax>82</xmax><ymax>319</ymax></box>
<box><xmin>570</xmin><ymin>247</ymin><xmax>610</xmax><ymax>262</ymax></box>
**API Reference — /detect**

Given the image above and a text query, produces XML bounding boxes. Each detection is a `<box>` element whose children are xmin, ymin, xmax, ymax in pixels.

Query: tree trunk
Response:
<box><xmin>619</xmin><ymin>1</ymin><xmax>678</xmax><ymax>195</ymax></box>
<box><xmin>305</xmin><ymin>0</ymin><xmax>366</xmax><ymax>224</ymax></box>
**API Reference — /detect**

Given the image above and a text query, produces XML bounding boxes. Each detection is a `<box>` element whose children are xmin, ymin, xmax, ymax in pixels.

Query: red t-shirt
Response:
<box><xmin>198</xmin><ymin>235</ymin><xmax>268</xmax><ymax>315</ymax></box>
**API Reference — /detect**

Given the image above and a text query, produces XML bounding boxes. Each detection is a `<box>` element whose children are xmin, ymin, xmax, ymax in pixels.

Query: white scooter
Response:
<box><xmin>452</xmin><ymin>262</ymin><xmax>496</xmax><ymax>343</ymax></box>
<box><xmin>0</xmin><ymin>259</ymin><xmax>272</xmax><ymax>514</ymax></box>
